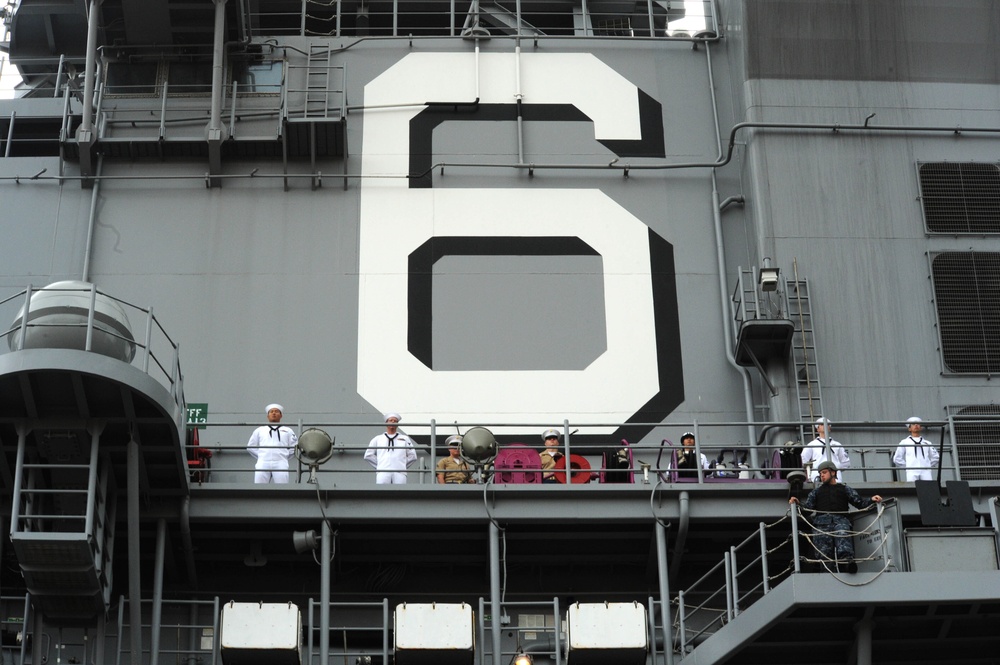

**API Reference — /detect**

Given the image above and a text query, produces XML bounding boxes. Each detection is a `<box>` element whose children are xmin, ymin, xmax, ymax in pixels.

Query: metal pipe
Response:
<box><xmin>180</xmin><ymin>495</ymin><xmax>199</xmax><ymax>589</ymax></box>
<box><xmin>127</xmin><ymin>438</ymin><xmax>143</xmax><ymax>664</ymax></box>
<box><xmin>654</xmin><ymin>520</ymin><xmax>673</xmax><ymax>665</ymax></box>
<box><xmin>667</xmin><ymin>491</ymin><xmax>689</xmax><ymax>585</ymax></box>
<box><xmin>81</xmin><ymin>0</ymin><xmax>100</xmax><ymax>134</ymax></box>
<box><xmin>489</xmin><ymin>521</ymin><xmax>502</xmax><ymax>665</ymax></box>
<box><xmin>705</xmin><ymin>38</ymin><xmax>759</xmax><ymax>470</ymax></box>
<box><xmin>855</xmin><ymin>617</ymin><xmax>873</xmax><ymax>665</ymax></box>
<box><xmin>321</xmin><ymin>520</ymin><xmax>331</xmax><ymax>665</ymax></box>
<box><xmin>32</xmin><ymin>601</ymin><xmax>44</xmax><ymax>665</ymax></box>
<box><xmin>81</xmin><ymin>155</ymin><xmax>103</xmax><ymax>282</ymax></box>
<box><xmin>187</xmin><ymin>603</ymin><xmax>199</xmax><ymax>665</ymax></box>
<box><xmin>151</xmin><ymin>518</ymin><xmax>167</xmax><ymax>665</ymax></box>
<box><xmin>209</xmin><ymin>0</ymin><xmax>228</xmax><ymax>136</ymax></box>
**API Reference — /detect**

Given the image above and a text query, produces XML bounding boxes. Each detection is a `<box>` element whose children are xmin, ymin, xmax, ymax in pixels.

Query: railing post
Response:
<box><xmin>84</xmin><ymin>424</ymin><xmax>102</xmax><ymax>537</ymax></box>
<box><xmin>759</xmin><ymin>522</ymin><xmax>770</xmax><ymax>593</ymax></box>
<box><xmin>172</xmin><ymin>341</ymin><xmax>180</xmax><ymax>400</ymax></box>
<box><xmin>561</xmin><ymin>419</ymin><xmax>572</xmax><ymax>486</ymax></box>
<box><xmin>946</xmin><ymin>414</ymin><xmax>961</xmax><ymax>480</ymax></box>
<box><xmin>143</xmin><ymin>306</ymin><xmax>154</xmax><ymax>373</ymax></box>
<box><xmin>382</xmin><ymin>598</ymin><xmax>389</xmax><ymax>665</ymax></box>
<box><xmin>85</xmin><ymin>283</ymin><xmax>97</xmax><ymax>352</ymax></box>
<box><xmin>4</xmin><ymin>110</ymin><xmax>14</xmax><ymax>158</ymax></box>
<box><xmin>676</xmin><ymin>590</ymin><xmax>687</xmax><ymax>658</ymax></box>
<box><xmin>430</xmin><ymin>419</ymin><xmax>437</xmax><ymax>484</ymax></box>
<box><xmin>158</xmin><ymin>80</ymin><xmax>169</xmax><ymax>140</ymax></box>
<box><xmin>10</xmin><ymin>426</ymin><xmax>28</xmax><ymax>536</ymax></box>
<box><xmin>729</xmin><ymin>545</ymin><xmax>740</xmax><ymax>617</ymax></box>
<box><xmin>54</xmin><ymin>54</ymin><xmax>66</xmax><ymax>98</ymax></box>
<box><xmin>17</xmin><ymin>284</ymin><xmax>32</xmax><ymax>351</ymax></box>
<box><xmin>790</xmin><ymin>506</ymin><xmax>801</xmax><ymax>573</ymax></box>
<box><xmin>723</xmin><ymin>550</ymin><xmax>734</xmax><ymax>621</ymax></box>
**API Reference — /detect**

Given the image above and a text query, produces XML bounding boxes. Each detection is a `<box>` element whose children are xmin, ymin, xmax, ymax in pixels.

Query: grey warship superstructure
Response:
<box><xmin>1</xmin><ymin>1</ymin><xmax>999</xmax><ymax>664</ymax></box>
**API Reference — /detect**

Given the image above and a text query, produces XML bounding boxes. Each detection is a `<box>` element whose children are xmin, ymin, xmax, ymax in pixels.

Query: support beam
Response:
<box><xmin>128</xmin><ymin>438</ymin><xmax>143</xmax><ymax>664</ymax></box>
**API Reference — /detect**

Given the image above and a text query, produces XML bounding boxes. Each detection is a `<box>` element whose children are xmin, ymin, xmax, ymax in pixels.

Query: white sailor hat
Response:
<box><xmin>266</xmin><ymin>403</ymin><xmax>284</xmax><ymax>414</ymax></box>
<box><xmin>815</xmin><ymin>417</ymin><xmax>830</xmax><ymax>425</ymax></box>
<box><xmin>906</xmin><ymin>416</ymin><xmax>923</xmax><ymax>426</ymax></box>
<box><xmin>384</xmin><ymin>412</ymin><xmax>401</xmax><ymax>423</ymax></box>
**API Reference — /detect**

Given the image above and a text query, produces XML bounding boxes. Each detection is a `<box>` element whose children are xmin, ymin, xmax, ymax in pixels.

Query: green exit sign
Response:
<box><xmin>187</xmin><ymin>403</ymin><xmax>208</xmax><ymax>426</ymax></box>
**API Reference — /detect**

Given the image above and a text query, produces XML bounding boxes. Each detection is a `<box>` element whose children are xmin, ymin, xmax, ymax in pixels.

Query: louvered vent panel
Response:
<box><xmin>949</xmin><ymin>405</ymin><xmax>1000</xmax><ymax>481</ymax></box>
<box><xmin>918</xmin><ymin>162</ymin><xmax>1000</xmax><ymax>233</ymax></box>
<box><xmin>931</xmin><ymin>251</ymin><xmax>1000</xmax><ymax>373</ymax></box>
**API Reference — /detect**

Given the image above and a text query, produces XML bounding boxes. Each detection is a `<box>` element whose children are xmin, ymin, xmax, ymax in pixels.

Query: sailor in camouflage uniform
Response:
<box><xmin>789</xmin><ymin>461</ymin><xmax>883</xmax><ymax>572</ymax></box>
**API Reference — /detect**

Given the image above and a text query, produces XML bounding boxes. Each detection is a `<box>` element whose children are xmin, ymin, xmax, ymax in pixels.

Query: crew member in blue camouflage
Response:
<box><xmin>789</xmin><ymin>461</ymin><xmax>883</xmax><ymax>573</ymax></box>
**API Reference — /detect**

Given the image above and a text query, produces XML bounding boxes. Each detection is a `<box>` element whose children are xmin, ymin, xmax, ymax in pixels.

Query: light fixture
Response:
<box><xmin>513</xmin><ymin>652</ymin><xmax>533</xmax><ymax>665</ymax></box>
<box><xmin>295</xmin><ymin>428</ymin><xmax>335</xmax><ymax>484</ymax></box>
<box><xmin>758</xmin><ymin>266</ymin><xmax>780</xmax><ymax>292</ymax></box>
<box><xmin>292</xmin><ymin>529</ymin><xmax>320</xmax><ymax>554</ymax></box>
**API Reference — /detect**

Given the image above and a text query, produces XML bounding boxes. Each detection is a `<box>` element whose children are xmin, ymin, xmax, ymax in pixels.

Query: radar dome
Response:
<box><xmin>8</xmin><ymin>281</ymin><xmax>136</xmax><ymax>362</ymax></box>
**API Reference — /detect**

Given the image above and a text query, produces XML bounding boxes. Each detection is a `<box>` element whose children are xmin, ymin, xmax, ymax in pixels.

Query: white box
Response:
<box><xmin>220</xmin><ymin>602</ymin><xmax>302</xmax><ymax>665</ymax></box>
<box><xmin>395</xmin><ymin>603</ymin><xmax>474</xmax><ymax>665</ymax></box>
<box><xmin>566</xmin><ymin>603</ymin><xmax>647</xmax><ymax>665</ymax></box>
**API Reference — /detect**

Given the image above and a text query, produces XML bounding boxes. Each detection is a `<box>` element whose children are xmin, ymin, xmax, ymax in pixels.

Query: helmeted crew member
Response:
<box><xmin>436</xmin><ymin>435</ymin><xmax>474</xmax><ymax>484</ymax></box>
<box><xmin>892</xmin><ymin>416</ymin><xmax>940</xmax><ymax>482</ymax></box>
<box><xmin>789</xmin><ymin>460</ymin><xmax>883</xmax><ymax>573</ymax></box>
<box><xmin>246</xmin><ymin>403</ymin><xmax>297</xmax><ymax>484</ymax></box>
<box><xmin>540</xmin><ymin>428</ymin><xmax>563</xmax><ymax>484</ymax></box>
<box><xmin>800</xmin><ymin>417</ymin><xmax>851</xmax><ymax>482</ymax></box>
<box><xmin>364</xmin><ymin>412</ymin><xmax>417</xmax><ymax>484</ymax></box>
<box><xmin>673</xmin><ymin>432</ymin><xmax>709</xmax><ymax>479</ymax></box>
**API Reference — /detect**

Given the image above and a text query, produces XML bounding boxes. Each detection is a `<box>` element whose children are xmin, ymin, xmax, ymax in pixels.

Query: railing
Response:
<box><xmin>305</xmin><ymin>599</ymin><xmax>390</xmax><ymax>665</ymax></box>
<box><xmin>244</xmin><ymin>0</ymin><xmax>718</xmax><ymax>39</ymax></box>
<box><xmin>0</xmin><ymin>284</ymin><xmax>185</xmax><ymax>410</ymax></box>
<box><xmin>179</xmin><ymin>417</ymin><xmax>998</xmax><ymax>485</ymax></box>
<box><xmin>115</xmin><ymin>597</ymin><xmax>220</xmax><ymax>665</ymax></box>
<box><xmin>674</xmin><ymin>500</ymin><xmax>898</xmax><ymax>656</ymax></box>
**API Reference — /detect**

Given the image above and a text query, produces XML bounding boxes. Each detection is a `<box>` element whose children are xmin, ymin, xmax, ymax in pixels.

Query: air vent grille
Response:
<box><xmin>949</xmin><ymin>405</ymin><xmax>1000</xmax><ymax>481</ymax></box>
<box><xmin>931</xmin><ymin>251</ymin><xmax>1000</xmax><ymax>373</ymax></box>
<box><xmin>918</xmin><ymin>162</ymin><xmax>1000</xmax><ymax>233</ymax></box>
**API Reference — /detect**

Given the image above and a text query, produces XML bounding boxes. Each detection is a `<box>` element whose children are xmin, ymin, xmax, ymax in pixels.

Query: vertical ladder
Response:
<box><xmin>305</xmin><ymin>43</ymin><xmax>332</xmax><ymax>189</ymax></box>
<box><xmin>304</xmin><ymin>43</ymin><xmax>332</xmax><ymax>120</ymax></box>
<box><xmin>786</xmin><ymin>274</ymin><xmax>823</xmax><ymax>441</ymax></box>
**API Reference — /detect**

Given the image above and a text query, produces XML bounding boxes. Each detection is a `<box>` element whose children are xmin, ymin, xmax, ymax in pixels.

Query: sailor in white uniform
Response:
<box><xmin>364</xmin><ymin>412</ymin><xmax>418</xmax><ymax>484</ymax></box>
<box><xmin>800</xmin><ymin>418</ymin><xmax>851</xmax><ymax>482</ymax></box>
<box><xmin>893</xmin><ymin>416</ymin><xmax>940</xmax><ymax>481</ymax></box>
<box><xmin>246</xmin><ymin>403</ymin><xmax>298</xmax><ymax>484</ymax></box>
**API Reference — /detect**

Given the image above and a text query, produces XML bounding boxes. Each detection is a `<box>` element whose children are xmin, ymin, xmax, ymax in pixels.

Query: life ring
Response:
<box><xmin>552</xmin><ymin>454</ymin><xmax>592</xmax><ymax>484</ymax></box>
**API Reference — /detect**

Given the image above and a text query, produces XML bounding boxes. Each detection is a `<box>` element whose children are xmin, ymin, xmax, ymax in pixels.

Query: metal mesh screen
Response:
<box><xmin>918</xmin><ymin>162</ymin><xmax>1000</xmax><ymax>233</ymax></box>
<box><xmin>949</xmin><ymin>405</ymin><xmax>1000</xmax><ymax>481</ymax></box>
<box><xmin>931</xmin><ymin>251</ymin><xmax>1000</xmax><ymax>373</ymax></box>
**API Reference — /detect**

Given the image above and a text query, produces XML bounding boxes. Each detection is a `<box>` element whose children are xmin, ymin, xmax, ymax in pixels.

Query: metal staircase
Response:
<box><xmin>785</xmin><ymin>275</ymin><xmax>823</xmax><ymax>440</ymax></box>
